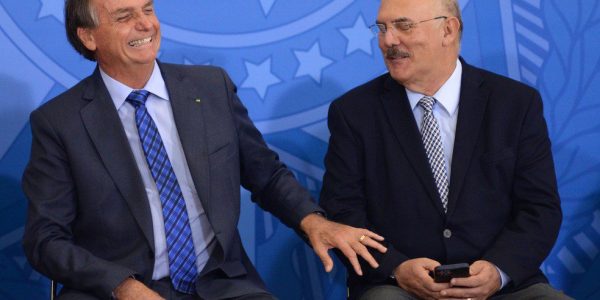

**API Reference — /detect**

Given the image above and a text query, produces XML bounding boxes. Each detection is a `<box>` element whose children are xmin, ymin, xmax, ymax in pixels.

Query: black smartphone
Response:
<box><xmin>431</xmin><ymin>263</ymin><xmax>470</xmax><ymax>283</ymax></box>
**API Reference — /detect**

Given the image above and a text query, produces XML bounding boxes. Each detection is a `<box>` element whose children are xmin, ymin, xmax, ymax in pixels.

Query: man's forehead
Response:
<box><xmin>377</xmin><ymin>0</ymin><xmax>438</xmax><ymax>20</ymax></box>
<box><xmin>95</xmin><ymin>0</ymin><xmax>153</xmax><ymax>14</ymax></box>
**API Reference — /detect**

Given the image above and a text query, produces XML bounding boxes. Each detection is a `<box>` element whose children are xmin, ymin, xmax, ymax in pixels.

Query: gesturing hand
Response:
<box><xmin>300</xmin><ymin>213</ymin><xmax>387</xmax><ymax>276</ymax></box>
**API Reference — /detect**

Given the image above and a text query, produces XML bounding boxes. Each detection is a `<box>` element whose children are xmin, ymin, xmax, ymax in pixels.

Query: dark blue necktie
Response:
<box><xmin>126</xmin><ymin>90</ymin><xmax>197</xmax><ymax>294</ymax></box>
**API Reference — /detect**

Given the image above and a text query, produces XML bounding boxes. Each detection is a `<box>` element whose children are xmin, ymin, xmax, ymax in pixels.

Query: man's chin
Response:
<box><xmin>387</xmin><ymin>67</ymin><xmax>411</xmax><ymax>83</ymax></box>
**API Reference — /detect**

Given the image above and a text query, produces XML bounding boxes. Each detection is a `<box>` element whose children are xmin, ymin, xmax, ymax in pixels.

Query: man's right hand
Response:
<box><xmin>113</xmin><ymin>278</ymin><xmax>165</xmax><ymax>300</ymax></box>
<box><xmin>394</xmin><ymin>258</ymin><xmax>451</xmax><ymax>300</ymax></box>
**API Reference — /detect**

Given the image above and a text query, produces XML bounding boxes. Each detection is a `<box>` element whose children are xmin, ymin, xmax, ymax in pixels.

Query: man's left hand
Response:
<box><xmin>439</xmin><ymin>260</ymin><xmax>501</xmax><ymax>300</ymax></box>
<box><xmin>300</xmin><ymin>213</ymin><xmax>387</xmax><ymax>276</ymax></box>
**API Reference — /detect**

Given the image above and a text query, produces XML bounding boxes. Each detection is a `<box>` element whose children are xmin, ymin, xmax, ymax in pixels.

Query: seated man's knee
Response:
<box><xmin>359</xmin><ymin>285</ymin><xmax>416</xmax><ymax>300</ymax></box>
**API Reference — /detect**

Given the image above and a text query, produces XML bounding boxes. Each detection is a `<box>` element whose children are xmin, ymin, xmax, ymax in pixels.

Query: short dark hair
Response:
<box><xmin>65</xmin><ymin>0</ymin><xmax>98</xmax><ymax>61</ymax></box>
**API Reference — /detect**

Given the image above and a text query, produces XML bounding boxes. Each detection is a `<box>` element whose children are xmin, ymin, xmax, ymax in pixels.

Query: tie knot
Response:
<box><xmin>126</xmin><ymin>90</ymin><xmax>151</xmax><ymax>108</ymax></box>
<box><xmin>418</xmin><ymin>96</ymin><xmax>436</xmax><ymax>113</ymax></box>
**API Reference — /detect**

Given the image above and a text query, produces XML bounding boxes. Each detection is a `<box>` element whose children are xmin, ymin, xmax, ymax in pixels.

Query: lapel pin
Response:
<box><xmin>195</xmin><ymin>98</ymin><xmax>202</xmax><ymax>104</ymax></box>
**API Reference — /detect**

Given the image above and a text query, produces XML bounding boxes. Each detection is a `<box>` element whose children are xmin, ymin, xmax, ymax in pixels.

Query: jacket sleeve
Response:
<box><xmin>481</xmin><ymin>89</ymin><xmax>562</xmax><ymax>286</ymax></box>
<box><xmin>22</xmin><ymin>109</ymin><xmax>135</xmax><ymax>299</ymax></box>
<box><xmin>219</xmin><ymin>68</ymin><xmax>323</xmax><ymax>230</ymax></box>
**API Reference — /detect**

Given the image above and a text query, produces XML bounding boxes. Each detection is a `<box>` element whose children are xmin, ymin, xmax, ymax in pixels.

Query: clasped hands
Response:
<box><xmin>393</xmin><ymin>258</ymin><xmax>502</xmax><ymax>300</ymax></box>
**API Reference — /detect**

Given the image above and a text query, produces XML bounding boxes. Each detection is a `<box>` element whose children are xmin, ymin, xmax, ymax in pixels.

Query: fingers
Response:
<box><xmin>307</xmin><ymin>221</ymin><xmax>389</xmax><ymax>276</ymax></box>
<box><xmin>313</xmin><ymin>245</ymin><xmax>334</xmax><ymax>273</ymax></box>
<box><xmin>350</xmin><ymin>241</ymin><xmax>380</xmax><ymax>269</ymax></box>
<box><xmin>441</xmin><ymin>262</ymin><xmax>500</xmax><ymax>300</ymax></box>
<box><xmin>439</xmin><ymin>286</ymin><xmax>481</xmax><ymax>299</ymax></box>
<box><xmin>363</xmin><ymin>230</ymin><xmax>385</xmax><ymax>241</ymax></box>
<box><xmin>450</xmin><ymin>261</ymin><xmax>496</xmax><ymax>288</ymax></box>
<box><xmin>337</xmin><ymin>242</ymin><xmax>363</xmax><ymax>275</ymax></box>
<box><xmin>358</xmin><ymin>234</ymin><xmax>388</xmax><ymax>253</ymax></box>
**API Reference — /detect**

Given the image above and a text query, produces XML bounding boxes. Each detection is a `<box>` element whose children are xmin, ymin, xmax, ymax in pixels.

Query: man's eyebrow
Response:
<box><xmin>110</xmin><ymin>7</ymin><xmax>133</xmax><ymax>16</ymax></box>
<box><xmin>392</xmin><ymin>17</ymin><xmax>411</xmax><ymax>23</ymax></box>
<box><xmin>375</xmin><ymin>17</ymin><xmax>411</xmax><ymax>24</ymax></box>
<box><xmin>110</xmin><ymin>0</ymin><xmax>153</xmax><ymax>16</ymax></box>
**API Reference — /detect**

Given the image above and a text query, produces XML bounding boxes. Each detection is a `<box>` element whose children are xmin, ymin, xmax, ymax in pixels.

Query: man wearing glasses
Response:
<box><xmin>320</xmin><ymin>0</ymin><xmax>569</xmax><ymax>299</ymax></box>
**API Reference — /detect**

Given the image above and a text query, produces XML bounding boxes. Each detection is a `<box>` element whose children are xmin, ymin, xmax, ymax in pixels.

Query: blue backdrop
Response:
<box><xmin>1</xmin><ymin>0</ymin><xmax>599</xmax><ymax>299</ymax></box>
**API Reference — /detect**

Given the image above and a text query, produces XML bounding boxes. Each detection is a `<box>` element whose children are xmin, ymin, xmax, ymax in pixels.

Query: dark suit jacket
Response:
<box><xmin>22</xmin><ymin>63</ymin><xmax>321</xmax><ymax>299</ymax></box>
<box><xmin>320</xmin><ymin>59</ymin><xmax>562</xmax><ymax>299</ymax></box>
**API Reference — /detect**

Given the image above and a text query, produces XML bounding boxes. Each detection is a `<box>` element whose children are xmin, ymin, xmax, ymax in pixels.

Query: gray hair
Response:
<box><xmin>65</xmin><ymin>0</ymin><xmax>99</xmax><ymax>61</ymax></box>
<box><xmin>443</xmin><ymin>0</ymin><xmax>463</xmax><ymax>39</ymax></box>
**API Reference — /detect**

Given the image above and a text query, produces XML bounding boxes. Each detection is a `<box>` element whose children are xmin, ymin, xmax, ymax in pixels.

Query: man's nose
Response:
<box><xmin>135</xmin><ymin>14</ymin><xmax>154</xmax><ymax>30</ymax></box>
<box><xmin>380</xmin><ymin>28</ymin><xmax>399</xmax><ymax>47</ymax></box>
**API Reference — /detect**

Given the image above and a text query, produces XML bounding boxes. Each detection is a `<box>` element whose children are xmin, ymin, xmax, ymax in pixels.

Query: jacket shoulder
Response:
<box><xmin>333</xmin><ymin>73</ymin><xmax>389</xmax><ymax>108</ymax></box>
<box><xmin>467</xmin><ymin>63</ymin><xmax>539</xmax><ymax>98</ymax></box>
<box><xmin>34</xmin><ymin>74</ymin><xmax>94</xmax><ymax>117</ymax></box>
<box><xmin>159</xmin><ymin>63</ymin><xmax>228</xmax><ymax>81</ymax></box>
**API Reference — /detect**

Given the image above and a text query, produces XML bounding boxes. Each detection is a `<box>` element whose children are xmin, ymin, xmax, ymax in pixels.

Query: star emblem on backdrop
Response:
<box><xmin>241</xmin><ymin>58</ymin><xmax>282</xmax><ymax>99</ymax></box>
<box><xmin>293</xmin><ymin>42</ymin><xmax>333</xmax><ymax>83</ymax></box>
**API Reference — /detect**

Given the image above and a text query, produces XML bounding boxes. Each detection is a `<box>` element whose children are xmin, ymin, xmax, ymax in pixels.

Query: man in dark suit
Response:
<box><xmin>320</xmin><ymin>0</ymin><xmax>569</xmax><ymax>299</ymax></box>
<box><xmin>21</xmin><ymin>0</ymin><xmax>388</xmax><ymax>299</ymax></box>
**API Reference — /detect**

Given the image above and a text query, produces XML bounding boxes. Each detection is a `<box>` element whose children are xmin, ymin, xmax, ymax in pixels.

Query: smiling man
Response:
<box><xmin>320</xmin><ymin>0</ymin><xmax>570</xmax><ymax>299</ymax></box>
<box><xmin>21</xmin><ymin>0</ymin><xmax>388</xmax><ymax>299</ymax></box>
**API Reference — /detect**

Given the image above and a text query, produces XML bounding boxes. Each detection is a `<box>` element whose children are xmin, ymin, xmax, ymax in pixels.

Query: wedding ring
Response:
<box><xmin>359</xmin><ymin>234</ymin><xmax>366</xmax><ymax>242</ymax></box>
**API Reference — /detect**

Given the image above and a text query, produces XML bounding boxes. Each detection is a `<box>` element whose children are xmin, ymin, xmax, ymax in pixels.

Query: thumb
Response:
<box><xmin>422</xmin><ymin>258</ymin><xmax>442</xmax><ymax>271</ymax></box>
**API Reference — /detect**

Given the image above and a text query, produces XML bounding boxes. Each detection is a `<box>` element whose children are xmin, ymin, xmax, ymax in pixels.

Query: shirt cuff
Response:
<box><xmin>495</xmin><ymin>266</ymin><xmax>511</xmax><ymax>289</ymax></box>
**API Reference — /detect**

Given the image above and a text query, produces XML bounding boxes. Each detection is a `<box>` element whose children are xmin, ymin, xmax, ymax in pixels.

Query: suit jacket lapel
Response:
<box><xmin>380</xmin><ymin>76</ymin><xmax>446</xmax><ymax>215</ymax></box>
<box><xmin>447</xmin><ymin>60</ymin><xmax>489</xmax><ymax>216</ymax></box>
<box><xmin>160</xmin><ymin>64</ymin><xmax>211</xmax><ymax>215</ymax></box>
<box><xmin>79</xmin><ymin>69</ymin><xmax>155</xmax><ymax>250</ymax></box>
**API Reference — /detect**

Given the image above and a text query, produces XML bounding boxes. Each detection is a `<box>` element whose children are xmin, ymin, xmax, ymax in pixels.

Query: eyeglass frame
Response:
<box><xmin>369</xmin><ymin>16</ymin><xmax>448</xmax><ymax>35</ymax></box>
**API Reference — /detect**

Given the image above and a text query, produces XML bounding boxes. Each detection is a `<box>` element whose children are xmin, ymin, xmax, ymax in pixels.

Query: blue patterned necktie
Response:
<box><xmin>419</xmin><ymin>96</ymin><xmax>450</xmax><ymax>213</ymax></box>
<box><xmin>126</xmin><ymin>90</ymin><xmax>198</xmax><ymax>294</ymax></box>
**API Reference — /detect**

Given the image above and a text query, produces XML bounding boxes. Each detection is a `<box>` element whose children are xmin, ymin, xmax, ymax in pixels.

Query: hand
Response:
<box><xmin>300</xmin><ymin>213</ymin><xmax>387</xmax><ymax>276</ymax></box>
<box><xmin>394</xmin><ymin>258</ymin><xmax>451</xmax><ymax>300</ymax></box>
<box><xmin>439</xmin><ymin>260</ymin><xmax>501</xmax><ymax>300</ymax></box>
<box><xmin>113</xmin><ymin>278</ymin><xmax>165</xmax><ymax>300</ymax></box>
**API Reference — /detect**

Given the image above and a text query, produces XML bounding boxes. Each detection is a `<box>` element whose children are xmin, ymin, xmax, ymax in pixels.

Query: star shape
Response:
<box><xmin>38</xmin><ymin>0</ymin><xmax>64</xmax><ymax>22</ymax></box>
<box><xmin>259</xmin><ymin>0</ymin><xmax>276</xmax><ymax>16</ymax></box>
<box><xmin>339</xmin><ymin>14</ymin><xmax>374</xmax><ymax>55</ymax></box>
<box><xmin>293</xmin><ymin>42</ymin><xmax>333</xmax><ymax>83</ymax></box>
<box><xmin>241</xmin><ymin>58</ymin><xmax>281</xmax><ymax>99</ymax></box>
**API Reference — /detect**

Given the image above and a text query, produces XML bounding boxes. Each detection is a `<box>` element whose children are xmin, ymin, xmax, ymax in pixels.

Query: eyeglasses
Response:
<box><xmin>369</xmin><ymin>16</ymin><xmax>447</xmax><ymax>35</ymax></box>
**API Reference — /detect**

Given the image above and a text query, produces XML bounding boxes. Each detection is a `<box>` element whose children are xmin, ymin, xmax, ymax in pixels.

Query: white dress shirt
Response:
<box><xmin>406</xmin><ymin>59</ymin><xmax>462</xmax><ymax>180</ymax></box>
<box><xmin>100</xmin><ymin>62</ymin><xmax>216</xmax><ymax>280</ymax></box>
<box><xmin>405</xmin><ymin>59</ymin><xmax>510</xmax><ymax>288</ymax></box>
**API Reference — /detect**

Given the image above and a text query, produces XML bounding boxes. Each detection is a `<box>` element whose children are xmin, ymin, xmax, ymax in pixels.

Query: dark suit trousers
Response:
<box><xmin>150</xmin><ymin>278</ymin><xmax>277</xmax><ymax>300</ymax></box>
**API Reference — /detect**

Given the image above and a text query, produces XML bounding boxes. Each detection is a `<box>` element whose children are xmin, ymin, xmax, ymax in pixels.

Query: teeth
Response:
<box><xmin>129</xmin><ymin>37</ymin><xmax>152</xmax><ymax>47</ymax></box>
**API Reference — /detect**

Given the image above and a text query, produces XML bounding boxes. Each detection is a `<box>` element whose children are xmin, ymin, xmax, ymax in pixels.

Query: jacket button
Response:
<box><xmin>443</xmin><ymin>229</ymin><xmax>452</xmax><ymax>238</ymax></box>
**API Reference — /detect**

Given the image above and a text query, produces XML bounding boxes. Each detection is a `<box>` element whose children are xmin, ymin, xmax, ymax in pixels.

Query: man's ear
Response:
<box><xmin>442</xmin><ymin>17</ymin><xmax>460</xmax><ymax>47</ymax></box>
<box><xmin>77</xmin><ymin>27</ymin><xmax>97</xmax><ymax>51</ymax></box>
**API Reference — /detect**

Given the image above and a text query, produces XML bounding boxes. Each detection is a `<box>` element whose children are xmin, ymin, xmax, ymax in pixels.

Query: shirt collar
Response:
<box><xmin>100</xmin><ymin>61</ymin><xmax>170</xmax><ymax>110</ymax></box>
<box><xmin>406</xmin><ymin>59</ymin><xmax>462</xmax><ymax>116</ymax></box>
